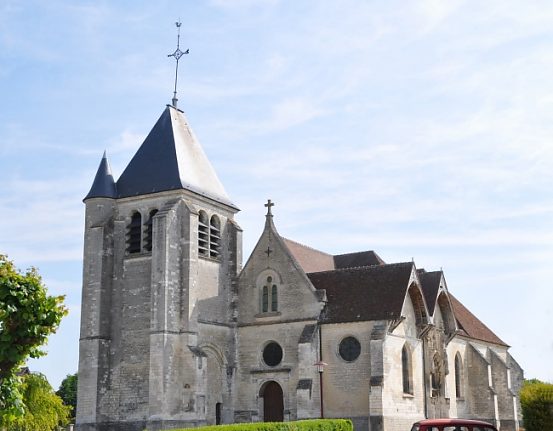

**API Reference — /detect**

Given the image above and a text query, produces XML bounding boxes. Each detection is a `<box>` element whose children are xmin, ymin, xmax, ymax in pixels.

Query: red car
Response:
<box><xmin>410</xmin><ymin>418</ymin><xmax>498</xmax><ymax>431</ymax></box>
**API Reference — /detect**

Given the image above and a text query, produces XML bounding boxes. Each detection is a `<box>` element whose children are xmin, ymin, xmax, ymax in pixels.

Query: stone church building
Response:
<box><xmin>77</xmin><ymin>104</ymin><xmax>523</xmax><ymax>431</ymax></box>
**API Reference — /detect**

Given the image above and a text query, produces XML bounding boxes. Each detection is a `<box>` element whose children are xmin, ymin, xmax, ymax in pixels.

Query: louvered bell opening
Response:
<box><xmin>126</xmin><ymin>213</ymin><xmax>142</xmax><ymax>254</ymax></box>
<box><xmin>209</xmin><ymin>216</ymin><xmax>221</xmax><ymax>258</ymax></box>
<box><xmin>198</xmin><ymin>224</ymin><xmax>209</xmax><ymax>256</ymax></box>
<box><xmin>144</xmin><ymin>210</ymin><xmax>158</xmax><ymax>252</ymax></box>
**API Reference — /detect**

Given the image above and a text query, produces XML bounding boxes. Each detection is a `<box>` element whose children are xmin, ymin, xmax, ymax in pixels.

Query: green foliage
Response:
<box><xmin>56</xmin><ymin>373</ymin><xmax>78</xmax><ymax>421</ymax></box>
<box><xmin>0</xmin><ymin>372</ymin><xmax>70</xmax><ymax>431</ymax></box>
<box><xmin>520</xmin><ymin>378</ymin><xmax>553</xmax><ymax>431</ymax></box>
<box><xmin>0</xmin><ymin>254</ymin><xmax>68</xmax><ymax>419</ymax></box>
<box><xmin>167</xmin><ymin>419</ymin><xmax>353</xmax><ymax>431</ymax></box>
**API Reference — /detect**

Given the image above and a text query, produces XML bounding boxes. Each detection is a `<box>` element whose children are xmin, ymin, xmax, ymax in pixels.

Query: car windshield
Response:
<box><xmin>410</xmin><ymin>425</ymin><xmax>420</xmax><ymax>431</ymax></box>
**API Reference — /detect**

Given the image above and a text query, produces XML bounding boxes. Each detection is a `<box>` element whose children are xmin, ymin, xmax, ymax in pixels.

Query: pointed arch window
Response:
<box><xmin>144</xmin><ymin>209</ymin><xmax>158</xmax><ymax>252</ymax></box>
<box><xmin>402</xmin><ymin>344</ymin><xmax>413</xmax><ymax>395</ymax></box>
<box><xmin>455</xmin><ymin>352</ymin><xmax>463</xmax><ymax>398</ymax></box>
<box><xmin>126</xmin><ymin>212</ymin><xmax>142</xmax><ymax>254</ymax></box>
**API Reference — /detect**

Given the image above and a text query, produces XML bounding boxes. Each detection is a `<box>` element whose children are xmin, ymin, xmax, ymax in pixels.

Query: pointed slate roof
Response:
<box><xmin>116</xmin><ymin>105</ymin><xmax>237</xmax><ymax>209</ymax></box>
<box><xmin>84</xmin><ymin>151</ymin><xmax>117</xmax><ymax>200</ymax></box>
<box><xmin>418</xmin><ymin>270</ymin><xmax>443</xmax><ymax>315</ymax></box>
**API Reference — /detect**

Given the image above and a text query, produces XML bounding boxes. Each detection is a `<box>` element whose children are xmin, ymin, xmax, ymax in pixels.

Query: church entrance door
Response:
<box><xmin>262</xmin><ymin>381</ymin><xmax>284</xmax><ymax>422</ymax></box>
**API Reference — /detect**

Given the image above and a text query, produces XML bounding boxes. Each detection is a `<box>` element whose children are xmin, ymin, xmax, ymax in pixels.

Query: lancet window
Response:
<box><xmin>402</xmin><ymin>344</ymin><xmax>413</xmax><ymax>395</ymax></box>
<box><xmin>455</xmin><ymin>352</ymin><xmax>463</xmax><ymax>398</ymax></box>
<box><xmin>260</xmin><ymin>275</ymin><xmax>278</xmax><ymax>313</ymax></box>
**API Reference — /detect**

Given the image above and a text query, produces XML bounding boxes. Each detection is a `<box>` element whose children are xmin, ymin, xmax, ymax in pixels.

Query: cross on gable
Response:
<box><xmin>264</xmin><ymin>199</ymin><xmax>275</xmax><ymax>216</ymax></box>
<box><xmin>265</xmin><ymin>246</ymin><xmax>272</xmax><ymax>256</ymax></box>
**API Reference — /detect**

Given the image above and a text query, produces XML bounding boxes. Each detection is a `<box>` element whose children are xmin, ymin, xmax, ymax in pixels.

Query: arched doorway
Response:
<box><xmin>261</xmin><ymin>381</ymin><xmax>284</xmax><ymax>422</ymax></box>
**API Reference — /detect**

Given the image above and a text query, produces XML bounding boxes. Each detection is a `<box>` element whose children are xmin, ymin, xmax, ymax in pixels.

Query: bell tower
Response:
<box><xmin>76</xmin><ymin>105</ymin><xmax>242</xmax><ymax>431</ymax></box>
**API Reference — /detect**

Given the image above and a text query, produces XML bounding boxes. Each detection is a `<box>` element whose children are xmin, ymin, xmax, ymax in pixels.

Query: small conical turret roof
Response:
<box><xmin>84</xmin><ymin>151</ymin><xmax>117</xmax><ymax>201</ymax></box>
<box><xmin>116</xmin><ymin>105</ymin><xmax>237</xmax><ymax>209</ymax></box>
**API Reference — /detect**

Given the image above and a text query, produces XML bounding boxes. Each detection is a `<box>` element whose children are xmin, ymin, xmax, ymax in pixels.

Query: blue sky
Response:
<box><xmin>1</xmin><ymin>0</ymin><xmax>552</xmax><ymax>390</ymax></box>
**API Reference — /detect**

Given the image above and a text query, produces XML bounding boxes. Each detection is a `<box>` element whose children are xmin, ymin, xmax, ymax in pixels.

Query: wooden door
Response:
<box><xmin>263</xmin><ymin>381</ymin><xmax>284</xmax><ymax>422</ymax></box>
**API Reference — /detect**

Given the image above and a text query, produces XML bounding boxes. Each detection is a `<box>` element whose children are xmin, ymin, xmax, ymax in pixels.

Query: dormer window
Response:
<box><xmin>126</xmin><ymin>212</ymin><xmax>142</xmax><ymax>254</ymax></box>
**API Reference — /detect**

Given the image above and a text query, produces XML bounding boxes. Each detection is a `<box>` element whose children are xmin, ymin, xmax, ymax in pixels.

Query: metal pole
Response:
<box><xmin>319</xmin><ymin>369</ymin><xmax>324</xmax><ymax>419</ymax></box>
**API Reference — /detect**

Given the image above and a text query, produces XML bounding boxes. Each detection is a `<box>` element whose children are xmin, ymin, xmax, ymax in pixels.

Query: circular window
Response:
<box><xmin>263</xmin><ymin>342</ymin><xmax>283</xmax><ymax>367</ymax></box>
<box><xmin>339</xmin><ymin>336</ymin><xmax>361</xmax><ymax>362</ymax></box>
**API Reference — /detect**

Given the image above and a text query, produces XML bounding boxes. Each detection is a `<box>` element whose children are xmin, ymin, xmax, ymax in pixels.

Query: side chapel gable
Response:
<box><xmin>236</xmin><ymin>207</ymin><xmax>325</xmax><ymax>324</ymax></box>
<box><xmin>396</xmin><ymin>265</ymin><xmax>430</xmax><ymax>336</ymax></box>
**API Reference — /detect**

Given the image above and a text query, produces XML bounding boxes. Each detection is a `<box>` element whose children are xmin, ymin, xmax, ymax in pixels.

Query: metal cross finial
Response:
<box><xmin>167</xmin><ymin>21</ymin><xmax>189</xmax><ymax>108</ymax></box>
<box><xmin>265</xmin><ymin>199</ymin><xmax>275</xmax><ymax>216</ymax></box>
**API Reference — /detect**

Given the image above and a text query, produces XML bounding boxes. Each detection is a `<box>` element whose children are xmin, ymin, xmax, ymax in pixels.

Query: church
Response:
<box><xmin>76</xmin><ymin>103</ymin><xmax>523</xmax><ymax>431</ymax></box>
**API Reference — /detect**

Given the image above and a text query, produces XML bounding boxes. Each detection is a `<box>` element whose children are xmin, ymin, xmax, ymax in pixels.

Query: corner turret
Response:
<box><xmin>84</xmin><ymin>151</ymin><xmax>117</xmax><ymax>201</ymax></box>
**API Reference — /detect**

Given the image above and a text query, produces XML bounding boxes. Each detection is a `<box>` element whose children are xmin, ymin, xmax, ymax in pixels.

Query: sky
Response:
<box><xmin>1</xmin><ymin>0</ymin><xmax>552</xmax><ymax>390</ymax></box>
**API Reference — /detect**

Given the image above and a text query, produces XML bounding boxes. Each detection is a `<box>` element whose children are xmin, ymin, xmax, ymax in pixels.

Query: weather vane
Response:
<box><xmin>167</xmin><ymin>21</ymin><xmax>189</xmax><ymax>108</ymax></box>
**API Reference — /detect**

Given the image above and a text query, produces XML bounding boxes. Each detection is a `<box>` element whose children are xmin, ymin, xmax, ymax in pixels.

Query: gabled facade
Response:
<box><xmin>77</xmin><ymin>106</ymin><xmax>523</xmax><ymax>431</ymax></box>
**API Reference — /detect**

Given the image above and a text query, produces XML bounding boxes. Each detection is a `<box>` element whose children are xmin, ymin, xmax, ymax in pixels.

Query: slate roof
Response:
<box><xmin>307</xmin><ymin>262</ymin><xmax>414</xmax><ymax>324</ymax></box>
<box><xmin>449</xmin><ymin>294</ymin><xmax>508</xmax><ymax>346</ymax></box>
<box><xmin>418</xmin><ymin>270</ymin><xmax>442</xmax><ymax>315</ymax></box>
<box><xmin>282</xmin><ymin>238</ymin><xmax>384</xmax><ymax>274</ymax></box>
<box><xmin>115</xmin><ymin>106</ymin><xmax>237</xmax><ymax>209</ymax></box>
<box><xmin>84</xmin><ymin>151</ymin><xmax>117</xmax><ymax>200</ymax></box>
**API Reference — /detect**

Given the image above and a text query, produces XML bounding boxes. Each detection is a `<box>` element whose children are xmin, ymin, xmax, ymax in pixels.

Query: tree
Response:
<box><xmin>520</xmin><ymin>378</ymin><xmax>553</xmax><ymax>431</ymax></box>
<box><xmin>56</xmin><ymin>373</ymin><xmax>77</xmax><ymax>421</ymax></box>
<box><xmin>0</xmin><ymin>255</ymin><xmax>68</xmax><ymax>419</ymax></box>
<box><xmin>0</xmin><ymin>372</ymin><xmax>70</xmax><ymax>431</ymax></box>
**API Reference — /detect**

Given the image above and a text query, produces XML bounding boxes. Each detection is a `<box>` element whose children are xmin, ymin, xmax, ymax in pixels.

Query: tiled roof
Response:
<box><xmin>282</xmin><ymin>238</ymin><xmax>384</xmax><ymax>274</ymax></box>
<box><xmin>307</xmin><ymin>262</ymin><xmax>414</xmax><ymax>324</ymax></box>
<box><xmin>282</xmin><ymin>238</ymin><xmax>335</xmax><ymax>273</ymax></box>
<box><xmin>449</xmin><ymin>294</ymin><xmax>508</xmax><ymax>347</ymax></box>
<box><xmin>418</xmin><ymin>270</ymin><xmax>442</xmax><ymax>315</ymax></box>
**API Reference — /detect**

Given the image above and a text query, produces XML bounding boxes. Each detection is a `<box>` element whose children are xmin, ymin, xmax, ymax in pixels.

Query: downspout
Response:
<box><xmin>368</xmin><ymin>334</ymin><xmax>371</xmax><ymax>431</ymax></box>
<box><xmin>318</xmin><ymin>324</ymin><xmax>324</xmax><ymax>419</ymax></box>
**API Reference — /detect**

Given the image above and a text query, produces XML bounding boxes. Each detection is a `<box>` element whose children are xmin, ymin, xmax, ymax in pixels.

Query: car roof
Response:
<box><xmin>415</xmin><ymin>418</ymin><xmax>496</xmax><ymax>426</ymax></box>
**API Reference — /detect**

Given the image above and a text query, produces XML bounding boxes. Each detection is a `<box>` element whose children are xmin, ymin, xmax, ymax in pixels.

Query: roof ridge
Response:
<box><xmin>282</xmin><ymin>237</ymin><xmax>333</xmax><ymax>257</ymax></box>
<box><xmin>308</xmin><ymin>261</ymin><xmax>413</xmax><ymax>276</ymax></box>
<box><xmin>334</xmin><ymin>249</ymin><xmax>378</xmax><ymax>257</ymax></box>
